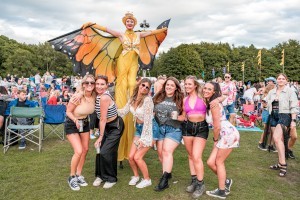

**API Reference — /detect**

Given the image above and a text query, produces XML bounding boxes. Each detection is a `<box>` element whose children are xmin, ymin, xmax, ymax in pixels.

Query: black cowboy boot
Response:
<box><xmin>154</xmin><ymin>171</ymin><xmax>171</xmax><ymax>191</ymax></box>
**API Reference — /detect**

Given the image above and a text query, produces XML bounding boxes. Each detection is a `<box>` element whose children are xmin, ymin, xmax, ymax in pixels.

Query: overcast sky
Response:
<box><xmin>0</xmin><ymin>0</ymin><xmax>299</xmax><ymax>52</ymax></box>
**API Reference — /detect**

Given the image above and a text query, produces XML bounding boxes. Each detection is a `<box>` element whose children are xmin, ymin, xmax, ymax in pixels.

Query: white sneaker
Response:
<box><xmin>93</xmin><ymin>177</ymin><xmax>103</xmax><ymax>187</ymax></box>
<box><xmin>76</xmin><ymin>175</ymin><xmax>88</xmax><ymax>186</ymax></box>
<box><xmin>128</xmin><ymin>176</ymin><xmax>140</xmax><ymax>186</ymax></box>
<box><xmin>136</xmin><ymin>179</ymin><xmax>152</xmax><ymax>188</ymax></box>
<box><xmin>103</xmin><ymin>182</ymin><xmax>116</xmax><ymax>189</ymax></box>
<box><xmin>90</xmin><ymin>134</ymin><xmax>96</xmax><ymax>140</ymax></box>
<box><xmin>94</xmin><ymin>130</ymin><xmax>100</xmax><ymax>136</ymax></box>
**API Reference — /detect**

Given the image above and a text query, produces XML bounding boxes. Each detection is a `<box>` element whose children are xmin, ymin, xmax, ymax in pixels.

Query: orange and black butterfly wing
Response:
<box><xmin>139</xmin><ymin>19</ymin><xmax>170</xmax><ymax>70</ymax></box>
<box><xmin>48</xmin><ymin>26</ymin><xmax>122</xmax><ymax>83</ymax></box>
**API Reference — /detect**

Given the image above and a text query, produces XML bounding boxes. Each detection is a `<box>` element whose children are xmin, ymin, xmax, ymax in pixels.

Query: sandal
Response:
<box><xmin>269</xmin><ymin>163</ymin><xmax>280</xmax><ymax>170</ymax></box>
<box><xmin>278</xmin><ymin>163</ymin><xmax>287</xmax><ymax>177</ymax></box>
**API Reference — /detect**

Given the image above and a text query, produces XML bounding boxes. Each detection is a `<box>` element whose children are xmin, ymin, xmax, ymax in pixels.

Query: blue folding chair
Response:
<box><xmin>42</xmin><ymin>104</ymin><xmax>66</xmax><ymax>140</ymax></box>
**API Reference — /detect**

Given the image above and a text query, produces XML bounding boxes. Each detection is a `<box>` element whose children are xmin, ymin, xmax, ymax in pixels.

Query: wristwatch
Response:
<box><xmin>292</xmin><ymin>119</ymin><xmax>297</xmax><ymax>123</ymax></box>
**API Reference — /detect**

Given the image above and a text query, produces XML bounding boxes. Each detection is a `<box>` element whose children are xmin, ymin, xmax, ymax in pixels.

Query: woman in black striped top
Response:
<box><xmin>93</xmin><ymin>75</ymin><xmax>124</xmax><ymax>189</ymax></box>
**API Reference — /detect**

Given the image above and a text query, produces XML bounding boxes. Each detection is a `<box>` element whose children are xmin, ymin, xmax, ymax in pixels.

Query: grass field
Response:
<box><xmin>0</xmin><ymin>127</ymin><xmax>299</xmax><ymax>200</ymax></box>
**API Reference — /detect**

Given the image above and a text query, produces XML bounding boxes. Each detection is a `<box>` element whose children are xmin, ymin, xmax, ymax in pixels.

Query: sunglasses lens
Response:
<box><xmin>85</xmin><ymin>81</ymin><xmax>95</xmax><ymax>85</ymax></box>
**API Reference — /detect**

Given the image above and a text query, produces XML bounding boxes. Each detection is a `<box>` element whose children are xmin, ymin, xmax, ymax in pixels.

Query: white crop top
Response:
<box><xmin>118</xmin><ymin>96</ymin><xmax>154</xmax><ymax>147</ymax></box>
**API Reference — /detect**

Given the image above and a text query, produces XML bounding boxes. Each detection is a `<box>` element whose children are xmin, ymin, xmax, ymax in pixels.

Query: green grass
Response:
<box><xmin>0</xmin><ymin>127</ymin><xmax>299</xmax><ymax>200</ymax></box>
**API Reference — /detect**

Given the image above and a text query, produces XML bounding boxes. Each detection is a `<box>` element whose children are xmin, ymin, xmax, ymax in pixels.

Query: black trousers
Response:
<box><xmin>95</xmin><ymin>116</ymin><xmax>124</xmax><ymax>182</ymax></box>
<box><xmin>89</xmin><ymin>112</ymin><xmax>99</xmax><ymax>129</ymax></box>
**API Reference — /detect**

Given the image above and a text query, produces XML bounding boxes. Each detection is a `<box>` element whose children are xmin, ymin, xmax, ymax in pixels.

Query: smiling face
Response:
<box><xmin>276</xmin><ymin>74</ymin><xmax>287</xmax><ymax>87</ymax></box>
<box><xmin>138</xmin><ymin>81</ymin><xmax>150</xmax><ymax>95</ymax></box>
<box><xmin>95</xmin><ymin>78</ymin><xmax>108</xmax><ymax>95</ymax></box>
<box><xmin>203</xmin><ymin>83</ymin><xmax>215</xmax><ymax>99</ymax></box>
<box><xmin>125</xmin><ymin>18</ymin><xmax>135</xmax><ymax>30</ymax></box>
<box><xmin>184</xmin><ymin>78</ymin><xmax>197</xmax><ymax>94</ymax></box>
<box><xmin>165</xmin><ymin>80</ymin><xmax>177</xmax><ymax>97</ymax></box>
<box><xmin>82</xmin><ymin>77</ymin><xmax>95</xmax><ymax>93</ymax></box>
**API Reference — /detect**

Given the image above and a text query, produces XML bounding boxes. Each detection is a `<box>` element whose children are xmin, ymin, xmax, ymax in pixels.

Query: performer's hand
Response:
<box><xmin>82</xmin><ymin>22</ymin><xmax>94</xmax><ymax>29</ymax></box>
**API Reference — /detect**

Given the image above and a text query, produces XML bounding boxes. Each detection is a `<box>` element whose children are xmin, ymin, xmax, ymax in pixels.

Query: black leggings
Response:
<box><xmin>95</xmin><ymin>116</ymin><xmax>124</xmax><ymax>182</ymax></box>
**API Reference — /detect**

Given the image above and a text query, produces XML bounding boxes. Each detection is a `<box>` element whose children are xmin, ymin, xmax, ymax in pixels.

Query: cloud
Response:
<box><xmin>0</xmin><ymin>0</ymin><xmax>299</xmax><ymax>51</ymax></box>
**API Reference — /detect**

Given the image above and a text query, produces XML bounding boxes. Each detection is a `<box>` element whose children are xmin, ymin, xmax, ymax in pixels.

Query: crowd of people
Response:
<box><xmin>0</xmin><ymin>70</ymin><xmax>299</xmax><ymax>199</ymax></box>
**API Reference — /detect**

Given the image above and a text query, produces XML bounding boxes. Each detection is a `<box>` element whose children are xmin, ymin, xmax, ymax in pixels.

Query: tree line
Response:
<box><xmin>0</xmin><ymin>35</ymin><xmax>299</xmax><ymax>81</ymax></box>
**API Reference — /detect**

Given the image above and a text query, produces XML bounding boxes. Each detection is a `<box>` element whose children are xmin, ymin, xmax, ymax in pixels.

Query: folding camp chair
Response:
<box><xmin>3</xmin><ymin>107</ymin><xmax>43</xmax><ymax>153</ymax></box>
<box><xmin>42</xmin><ymin>104</ymin><xmax>66</xmax><ymax>140</ymax></box>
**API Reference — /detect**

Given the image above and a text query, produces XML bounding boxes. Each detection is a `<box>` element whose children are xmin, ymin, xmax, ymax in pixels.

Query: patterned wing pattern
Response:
<box><xmin>138</xmin><ymin>19</ymin><xmax>170</xmax><ymax>70</ymax></box>
<box><xmin>48</xmin><ymin>26</ymin><xmax>122</xmax><ymax>83</ymax></box>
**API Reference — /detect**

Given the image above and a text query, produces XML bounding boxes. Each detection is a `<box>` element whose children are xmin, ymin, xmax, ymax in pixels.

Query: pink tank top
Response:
<box><xmin>184</xmin><ymin>96</ymin><xmax>206</xmax><ymax>116</ymax></box>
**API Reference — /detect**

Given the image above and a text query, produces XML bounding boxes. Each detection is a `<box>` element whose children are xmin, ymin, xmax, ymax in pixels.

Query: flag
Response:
<box><xmin>280</xmin><ymin>49</ymin><xmax>285</xmax><ymax>66</ymax></box>
<box><xmin>241</xmin><ymin>62</ymin><xmax>245</xmax><ymax>72</ymax></box>
<box><xmin>212</xmin><ymin>68</ymin><xmax>215</xmax><ymax>78</ymax></box>
<box><xmin>226</xmin><ymin>62</ymin><xmax>230</xmax><ymax>72</ymax></box>
<box><xmin>257</xmin><ymin>50</ymin><xmax>262</xmax><ymax>65</ymax></box>
<box><xmin>201</xmin><ymin>71</ymin><xmax>205</xmax><ymax>79</ymax></box>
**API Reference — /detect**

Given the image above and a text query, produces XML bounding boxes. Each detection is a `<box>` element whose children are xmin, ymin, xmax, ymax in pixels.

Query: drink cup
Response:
<box><xmin>96</xmin><ymin>144</ymin><xmax>101</xmax><ymax>154</ymax></box>
<box><xmin>78</xmin><ymin>120</ymin><xmax>83</xmax><ymax>132</ymax></box>
<box><xmin>171</xmin><ymin>111</ymin><xmax>178</xmax><ymax>120</ymax></box>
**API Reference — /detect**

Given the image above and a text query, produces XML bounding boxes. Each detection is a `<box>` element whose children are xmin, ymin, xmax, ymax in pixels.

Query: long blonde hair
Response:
<box><xmin>185</xmin><ymin>75</ymin><xmax>203</xmax><ymax>98</ymax></box>
<box><xmin>77</xmin><ymin>74</ymin><xmax>96</xmax><ymax>97</ymax></box>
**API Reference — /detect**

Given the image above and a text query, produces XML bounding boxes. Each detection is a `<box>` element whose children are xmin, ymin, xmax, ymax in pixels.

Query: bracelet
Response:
<box><xmin>213</xmin><ymin>137</ymin><xmax>218</xmax><ymax>142</ymax></box>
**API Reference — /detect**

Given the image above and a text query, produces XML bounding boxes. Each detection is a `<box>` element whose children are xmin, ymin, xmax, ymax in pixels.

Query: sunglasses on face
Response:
<box><xmin>84</xmin><ymin>81</ymin><xmax>95</xmax><ymax>85</ymax></box>
<box><xmin>224</xmin><ymin>76</ymin><xmax>231</xmax><ymax>79</ymax></box>
<box><xmin>141</xmin><ymin>83</ymin><xmax>150</xmax><ymax>90</ymax></box>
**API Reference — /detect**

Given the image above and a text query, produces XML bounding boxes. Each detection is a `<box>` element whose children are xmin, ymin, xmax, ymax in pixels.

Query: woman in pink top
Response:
<box><xmin>65</xmin><ymin>74</ymin><xmax>96</xmax><ymax>191</ymax></box>
<box><xmin>178</xmin><ymin>76</ymin><xmax>208</xmax><ymax>198</ymax></box>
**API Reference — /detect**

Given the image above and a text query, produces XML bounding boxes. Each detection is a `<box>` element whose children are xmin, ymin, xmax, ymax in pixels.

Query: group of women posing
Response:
<box><xmin>65</xmin><ymin>73</ymin><xmax>240</xmax><ymax>200</ymax></box>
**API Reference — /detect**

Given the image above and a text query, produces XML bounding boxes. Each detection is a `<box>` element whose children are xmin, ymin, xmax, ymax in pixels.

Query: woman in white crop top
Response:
<box><xmin>118</xmin><ymin>78</ymin><xmax>155</xmax><ymax>188</ymax></box>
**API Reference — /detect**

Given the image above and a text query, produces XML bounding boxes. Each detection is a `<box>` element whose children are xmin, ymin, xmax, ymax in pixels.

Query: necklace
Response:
<box><xmin>85</xmin><ymin>95</ymin><xmax>93</xmax><ymax>103</ymax></box>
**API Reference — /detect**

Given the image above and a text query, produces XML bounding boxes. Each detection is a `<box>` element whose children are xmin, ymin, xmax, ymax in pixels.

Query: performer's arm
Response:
<box><xmin>82</xmin><ymin>22</ymin><xmax>122</xmax><ymax>38</ymax></box>
<box><xmin>140</xmin><ymin>27</ymin><xmax>167</xmax><ymax>38</ymax></box>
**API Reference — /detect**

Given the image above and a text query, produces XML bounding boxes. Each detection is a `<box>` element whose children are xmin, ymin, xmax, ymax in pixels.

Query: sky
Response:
<box><xmin>0</xmin><ymin>0</ymin><xmax>299</xmax><ymax>53</ymax></box>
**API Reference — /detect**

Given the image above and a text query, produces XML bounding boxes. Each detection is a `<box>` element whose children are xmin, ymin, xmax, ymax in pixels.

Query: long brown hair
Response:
<box><xmin>130</xmin><ymin>78</ymin><xmax>152</xmax><ymax>107</ymax></box>
<box><xmin>153</xmin><ymin>77</ymin><xmax>184</xmax><ymax>113</ymax></box>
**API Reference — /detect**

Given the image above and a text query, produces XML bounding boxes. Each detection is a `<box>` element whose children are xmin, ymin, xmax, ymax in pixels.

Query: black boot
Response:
<box><xmin>154</xmin><ymin>172</ymin><xmax>171</xmax><ymax>191</ymax></box>
<box><xmin>186</xmin><ymin>175</ymin><xmax>197</xmax><ymax>193</ymax></box>
<box><xmin>192</xmin><ymin>179</ymin><xmax>205</xmax><ymax>198</ymax></box>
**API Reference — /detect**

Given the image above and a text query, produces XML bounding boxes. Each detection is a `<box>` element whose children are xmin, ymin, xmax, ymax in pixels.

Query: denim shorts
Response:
<box><xmin>134</xmin><ymin>119</ymin><xmax>159</xmax><ymax>140</ymax></box>
<box><xmin>182</xmin><ymin>120</ymin><xmax>209</xmax><ymax>139</ymax></box>
<box><xmin>261</xmin><ymin>109</ymin><xmax>269</xmax><ymax>124</ymax></box>
<box><xmin>224</xmin><ymin>103</ymin><xmax>235</xmax><ymax>114</ymax></box>
<box><xmin>269</xmin><ymin>113</ymin><xmax>291</xmax><ymax>127</ymax></box>
<box><xmin>157</xmin><ymin>124</ymin><xmax>182</xmax><ymax>144</ymax></box>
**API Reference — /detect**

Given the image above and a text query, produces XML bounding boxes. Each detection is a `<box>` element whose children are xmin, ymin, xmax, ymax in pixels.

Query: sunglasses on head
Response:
<box><xmin>84</xmin><ymin>81</ymin><xmax>95</xmax><ymax>85</ymax></box>
<box><xmin>141</xmin><ymin>83</ymin><xmax>150</xmax><ymax>90</ymax></box>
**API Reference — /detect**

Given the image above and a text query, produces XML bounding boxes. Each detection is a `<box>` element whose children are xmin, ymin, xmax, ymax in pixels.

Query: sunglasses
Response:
<box><xmin>84</xmin><ymin>81</ymin><xmax>95</xmax><ymax>85</ymax></box>
<box><xmin>141</xmin><ymin>83</ymin><xmax>150</xmax><ymax>90</ymax></box>
<box><xmin>224</xmin><ymin>76</ymin><xmax>231</xmax><ymax>79</ymax></box>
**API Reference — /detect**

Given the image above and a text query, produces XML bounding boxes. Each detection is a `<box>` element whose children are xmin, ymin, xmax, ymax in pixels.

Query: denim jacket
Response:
<box><xmin>266</xmin><ymin>85</ymin><xmax>298</xmax><ymax>114</ymax></box>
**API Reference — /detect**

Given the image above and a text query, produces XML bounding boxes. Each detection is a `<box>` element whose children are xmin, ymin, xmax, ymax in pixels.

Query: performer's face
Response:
<box><xmin>125</xmin><ymin>19</ymin><xmax>135</xmax><ymax>30</ymax></box>
<box><xmin>165</xmin><ymin>80</ymin><xmax>176</xmax><ymax>97</ymax></box>
<box><xmin>203</xmin><ymin>83</ymin><xmax>215</xmax><ymax>99</ymax></box>
<box><xmin>95</xmin><ymin>78</ymin><xmax>108</xmax><ymax>95</ymax></box>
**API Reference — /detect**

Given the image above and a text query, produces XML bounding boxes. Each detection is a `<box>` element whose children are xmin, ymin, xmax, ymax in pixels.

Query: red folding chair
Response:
<box><xmin>242</xmin><ymin>104</ymin><xmax>255</xmax><ymax>118</ymax></box>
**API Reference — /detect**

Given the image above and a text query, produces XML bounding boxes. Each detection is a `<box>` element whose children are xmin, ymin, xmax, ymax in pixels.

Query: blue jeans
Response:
<box><xmin>157</xmin><ymin>124</ymin><xmax>182</xmax><ymax>144</ymax></box>
<box><xmin>134</xmin><ymin>119</ymin><xmax>159</xmax><ymax>140</ymax></box>
<box><xmin>224</xmin><ymin>103</ymin><xmax>235</xmax><ymax>114</ymax></box>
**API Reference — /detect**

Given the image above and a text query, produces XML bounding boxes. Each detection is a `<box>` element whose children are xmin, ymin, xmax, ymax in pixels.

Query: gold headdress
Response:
<box><xmin>122</xmin><ymin>12</ymin><xmax>137</xmax><ymax>26</ymax></box>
